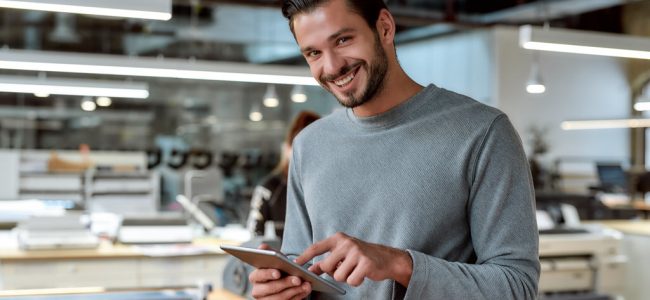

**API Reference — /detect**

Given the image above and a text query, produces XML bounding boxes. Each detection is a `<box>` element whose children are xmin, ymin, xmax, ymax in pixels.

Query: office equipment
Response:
<box><xmin>539</xmin><ymin>224</ymin><xmax>626</xmax><ymax>297</ymax></box>
<box><xmin>117</xmin><ymin>214</ymin><xmax>194</xmax><ymax>244</ymax></box>
<box><xmin>16</xmin><ymin>215</ymin><xmax>99</xmax><ymax>250</ymax></box>
<box><xmin>220</xmin><ymin>245</ymin><xmax>346</xmax><ymax>295</ymax></box>
<box><xmin>176</xmin><ymin>195</ymin><xmax>216</xmax><ymax>232</ymax></box>
<box><xmin>596</xmin><ymin>163</ymin><xmax>627</xmax><ymax>193</ymax></box>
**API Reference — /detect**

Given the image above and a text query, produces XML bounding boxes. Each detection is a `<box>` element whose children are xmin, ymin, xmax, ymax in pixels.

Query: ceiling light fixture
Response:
<box><xmin>249</xmin><ymin>104</ymin><xmax>263</xmax><ymax>122</ymax></box>
<box><xmin>0</xmin><ymin>49</ymin><xmax>319</xmax><ymax>86</ymax></box>
<box><xmin>0</xmin><ymin>0</ymin><xmax>172</xmax><ymax>21</ymax></box>
<box><xmin>0</xmin><ymin>75</ymin><xmax>149</xmax><ymax>98</ymax></box>
<box><xmin>291</xmin><ymin>85</ymin><xmax>308</xmax><ymax>103</ymax></box>
<box><xmin>526</xmin><ymin>51</ymin><xmax>545</xmax><ymax>94</ymax></box>
<box><xmin>80</xmin><ymin>97</ymin><xmax>97</xmax><ymax>112</ymax></box>
<box><xmin>96</xmin><ymin>96</ymin><xmax>112</xmax><ymax>107</ymax></box>
<box><xmin>263</xmin><ymin>85</ymin><xmax>279</xmax><ymax>108</ymax></box>
<box><xmin>561</xmin><ymin>119</ymin><xmax>650</xmax><ymax>130</ymax></box>
<box><xmin>634</xmin><ymin>101</ymin><xmax>650</xmax><ymax>111</ymax></box>
<box><xmin>635</xmin><ymin>83</ymin><xmax>650</xmax><ymax>111</ymax></box>
<box><xmin>520</xmin><ymin>25</ymin><xmax>650</xmax><ymax>60</ymax></box>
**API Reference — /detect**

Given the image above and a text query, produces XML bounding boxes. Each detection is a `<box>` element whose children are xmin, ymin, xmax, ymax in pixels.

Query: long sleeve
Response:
<box><xmin>275</xmin><ymin>84</ymin><xmax>539</xmax><ymax>299</ymax></box>
<box><xmin>402</xmin><ymin>115</ymin><xmax>539</xmax><ymax>299</ymax></box>
<box><xmin>281</xmin><ymin>146</ymin><xmax>314</xmax><ymax>258</ymax></box>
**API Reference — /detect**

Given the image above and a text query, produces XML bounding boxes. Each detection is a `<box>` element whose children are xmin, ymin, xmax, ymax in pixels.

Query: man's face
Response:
<box><xmin>292</xmin><ymin>0</ymin><xmax>388</xmax><ymax>108</ymax></box>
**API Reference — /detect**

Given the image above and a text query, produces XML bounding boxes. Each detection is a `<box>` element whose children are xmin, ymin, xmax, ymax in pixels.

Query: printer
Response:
<box><xmin>537</xmin><ymin>204</ymin><xmax>626</xmax><ymax>299</ymax></box>
<box><xmin>16</xmin><ymin>214</ymin><xmax>99</xmax><ymax>250</ymax></box>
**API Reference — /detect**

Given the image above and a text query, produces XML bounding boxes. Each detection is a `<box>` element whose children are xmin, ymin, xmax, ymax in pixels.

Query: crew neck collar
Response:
<box><xmin>345</xmin><ymin>84</ymin><xmax>438</xmax><ymax>130</ymax></box>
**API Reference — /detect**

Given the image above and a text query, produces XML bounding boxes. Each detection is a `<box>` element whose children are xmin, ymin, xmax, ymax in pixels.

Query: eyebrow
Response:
<box><xmin>300</xmin><ymin>28</ymin><xmax>356</xmax><ymax>53</ymax></box>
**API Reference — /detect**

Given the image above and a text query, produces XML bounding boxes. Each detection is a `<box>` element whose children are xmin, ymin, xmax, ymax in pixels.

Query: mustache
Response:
<box><xmin>320</xmin><ymin>62</ymin><xmax>363</xmax><ymax>82</ymax></box>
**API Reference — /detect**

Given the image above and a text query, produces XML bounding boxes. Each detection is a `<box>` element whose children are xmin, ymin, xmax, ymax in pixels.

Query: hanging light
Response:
<box><xmin>263</xmin><ymin>85</ymin><xmax>279</xmax><ymax>108</ymax></box>
<box><xmin>291</xmin><ymin>85</ymin><xmax>307</xmax><ymax>103</ymax></box>
<box><xmin>249</xmin><ymin>104</ymin><xmax>262</xmax><ymax>122</ymax></box>
<box><xmin>96</xmin><ymin>96</ymin><xmax>112</xmax><ymax>107</ymax></box>
<box><xmin>526</xmin><ymin>51</ymin><xmax>545</xmax><ymax>94</ymax></box>
<box><xmin>81</xmin><ymin>97</ymin><xmax>97</xmax><ymax>112</ymax></box>
<box><xmin>634</xmin><ymin>82</ymin><xmax>650</xmax><ymax>111</ymax></box>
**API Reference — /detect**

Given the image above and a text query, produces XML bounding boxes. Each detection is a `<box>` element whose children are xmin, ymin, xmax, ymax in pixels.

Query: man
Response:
<box><xmin>249</xmin><ymin>0</ymin><xmax>540</xmax><ymax>299</ymax></box>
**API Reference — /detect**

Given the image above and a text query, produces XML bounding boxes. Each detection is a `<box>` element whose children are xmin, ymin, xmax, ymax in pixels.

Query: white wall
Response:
<box><xmin>0</xmin><ymin>150</ymin><xmax>19</xmax><ymax>199</ymax></box>
<box><xmin>493</xmin><ymin>26</ymin><xmax>630</xmax><ymax>166</ymax></box>
<box><xmin>397</xmin><ymin>30</ymin><xmax>495</xmax><ymax>106</ymax></box>
<box><xmin>397</xmin><ymin>26</ymin><xmax>632</xmax><ymax>172</ymax></box>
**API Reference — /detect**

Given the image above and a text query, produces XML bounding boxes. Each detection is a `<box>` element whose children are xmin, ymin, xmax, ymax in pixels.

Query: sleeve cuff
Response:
<box><xmin>400</xmin><ymin>249</ymin><xmax>429</xmax><ymax>300</ymax></box>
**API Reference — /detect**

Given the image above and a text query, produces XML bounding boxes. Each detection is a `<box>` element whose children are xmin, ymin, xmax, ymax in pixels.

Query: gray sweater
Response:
<box><xmin>282</xmin><ymin>84</ymin><xmax>539</xmax><ymax>299</ymax></box>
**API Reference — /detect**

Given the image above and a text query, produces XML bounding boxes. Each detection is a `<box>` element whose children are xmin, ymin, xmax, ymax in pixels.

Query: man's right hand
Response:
<box><xmin>249</xmin><ymin>244</ymin><xmax>312</xmax><ymax>300</ymax></box>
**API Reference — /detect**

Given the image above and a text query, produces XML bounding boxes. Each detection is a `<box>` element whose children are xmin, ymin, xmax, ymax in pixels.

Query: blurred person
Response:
<box><xmin>246</xmin><ymin>111</ymin><xmax>321</xmax><ymax>238</ymax></box>
<box><xmin>248</xmin><ymin>0</ymin><xmax>539</xmax><ymax>299</ymax></box>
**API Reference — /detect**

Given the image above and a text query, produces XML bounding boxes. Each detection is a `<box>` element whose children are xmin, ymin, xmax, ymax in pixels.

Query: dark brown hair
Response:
<box><xmin>276</xmin><ymin>110</ymin><xmax>320</xmax><ymax>178</ymax></box>
<box><xmin>281</xmin><ymin>0</ymin><xmax>388</xmax><ymax>34</ymax></box>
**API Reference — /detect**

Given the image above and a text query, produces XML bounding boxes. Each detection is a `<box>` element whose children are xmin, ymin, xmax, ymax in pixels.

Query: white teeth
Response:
<box><xmin>334</xmin><ymin>72</ymin><xmax>354</xmax><ymax>87</ymax></box>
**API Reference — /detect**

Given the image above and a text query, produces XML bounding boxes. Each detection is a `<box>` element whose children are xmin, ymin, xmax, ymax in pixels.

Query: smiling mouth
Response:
<box><xmin>331</xmin><ymin>66</ymin><xmax>360</xmax><ymax>88</ymax></box>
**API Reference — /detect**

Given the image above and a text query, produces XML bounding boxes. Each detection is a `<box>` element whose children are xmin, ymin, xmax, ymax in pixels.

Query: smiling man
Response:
<box><xmin>248</xmin><ymin>0</ymin><xmax>540</xmax><ymax>299</ymax></box>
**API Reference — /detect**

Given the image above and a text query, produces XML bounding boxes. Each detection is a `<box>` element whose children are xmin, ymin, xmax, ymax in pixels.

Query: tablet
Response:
<box><xmin>220</xmin><ymin>245</ymin><xmax>346</xmax><ymax>295</ymax></box>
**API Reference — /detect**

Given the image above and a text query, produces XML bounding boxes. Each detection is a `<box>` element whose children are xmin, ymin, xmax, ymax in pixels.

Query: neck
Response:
<box><xmin>352</xmin><ymin>66</ymin><xmax>423</xmax><ymax>117</ymax></box>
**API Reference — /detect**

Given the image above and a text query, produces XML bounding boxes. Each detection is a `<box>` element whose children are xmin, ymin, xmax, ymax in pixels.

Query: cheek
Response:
<box><xmin>307</xmin><ymin>62</ymin><xmax>320</xmax><ymax>79</ymax></box>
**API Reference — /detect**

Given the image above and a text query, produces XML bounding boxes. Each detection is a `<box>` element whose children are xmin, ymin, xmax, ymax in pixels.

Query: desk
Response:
<box><xmin>603</xmin><ymin>202</ymin><xmax>650</xmax><ymax>219</ymax></box>
<box><xmin>0</xmin><ymin>238</ymin><xmax>240</xmax><ymax>291</ymax></box>
<box><xmin>0</xmin><ymin>288</ymin><xmax>244</xmax><ymax>299</ymax></box>
<box><xmin>209</xmin><ymin>289</ymin><xmax>244</xmax><ymax>300</ymax></box>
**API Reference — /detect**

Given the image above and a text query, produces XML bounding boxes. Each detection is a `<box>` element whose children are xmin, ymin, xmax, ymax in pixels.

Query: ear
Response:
<box><xmin>375</xmin><ymin>9</ymin><xmax>396</xmax><ymax>46</ymax></box>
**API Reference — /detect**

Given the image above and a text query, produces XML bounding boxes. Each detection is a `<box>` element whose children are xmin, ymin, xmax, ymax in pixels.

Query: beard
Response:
<box><xmin>319</xmin><ymin>33</ymin><xmax>388</xmax><ymax>108</ymax></box>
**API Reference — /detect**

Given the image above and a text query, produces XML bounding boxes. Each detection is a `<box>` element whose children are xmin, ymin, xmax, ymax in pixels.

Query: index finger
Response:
<box><xmin>294</xmin><ymin>236</ymin><xmax>337</xmax><ymax>265</ymax></box>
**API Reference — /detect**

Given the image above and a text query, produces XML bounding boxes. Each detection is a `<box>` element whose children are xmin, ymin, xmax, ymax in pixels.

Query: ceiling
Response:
<box><xmin>0</xmin><ymin>0</ymin><xmax>647</xmax><ymax>150</ymax></box>
<box><xmin>0</xmin><ymin>0</ymin><xmax>643</xmax><ymax>64</ymax></box>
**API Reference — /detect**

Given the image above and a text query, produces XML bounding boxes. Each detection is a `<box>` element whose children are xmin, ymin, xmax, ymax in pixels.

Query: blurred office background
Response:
<box><xmin>0</xmin><ymin>0</ymin><xmax>649</xmax><ymax>299</ymax></box>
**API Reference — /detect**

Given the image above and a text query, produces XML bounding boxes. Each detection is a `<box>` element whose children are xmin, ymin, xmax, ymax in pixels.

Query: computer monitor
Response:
<box><xmin>596</xmin><ymin>163</ymin><xmax>627</xmax><ymax>192</ymax></box>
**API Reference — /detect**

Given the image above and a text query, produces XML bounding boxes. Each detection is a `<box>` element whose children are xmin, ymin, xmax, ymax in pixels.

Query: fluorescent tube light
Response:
<box><xmin>561</xmin><ymin>119</ymin><xmax>650</xmax><ymax>130</ymax></box>
<box><xmin>0</xmin><ymin>75</ymin><xmax>149</xmax><ymax>98</ymax></box>
<box><xmin>520</xmin><ymin>25</ymin><xmax>650</xmax><ymax>60</ymax></box>
<box><xmin>0</xmin><ymin>49</ymin><xmax>320</xmax><ymax>86</ymax></box>
<box><xmin>0</xmin><ymin>0</ymin><xmax>171</xmax><ymax>20</ymax></box>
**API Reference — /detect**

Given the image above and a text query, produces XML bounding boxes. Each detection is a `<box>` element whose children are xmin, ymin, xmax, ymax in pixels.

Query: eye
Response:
<box><xmin>306</xmin><ymin>50</ymin><xmax>321</xmax><ymax>58</ymax></box>
<box><xmin>336</xmin><ymin>37</ymin><xmax>350</xmax><ymax>45</ymax></box>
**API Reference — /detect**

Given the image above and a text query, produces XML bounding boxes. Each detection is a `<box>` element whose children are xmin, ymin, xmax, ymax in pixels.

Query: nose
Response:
<box><xmin>322</xmin><ymin>51</ymin><xmax>346</xmax><ymax>78</ymax></box>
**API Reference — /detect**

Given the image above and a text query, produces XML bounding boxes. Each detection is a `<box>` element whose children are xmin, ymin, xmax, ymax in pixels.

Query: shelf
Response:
<box><xmin>84</xmin><ymin>170</ymin><xmax>160</xmax><ymax>214</ymax></box>
<box><xmin>19</xmin><ymin>190</ymin><xmax>82</xmax><ymax>194</ymax></box>
<box><xmin>90</xmin><ymin>191</ymin><xmax>152</xmax><ymax>196</ymax></box>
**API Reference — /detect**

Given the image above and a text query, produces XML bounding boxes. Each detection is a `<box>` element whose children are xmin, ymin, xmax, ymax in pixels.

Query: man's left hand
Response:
<box><xmin>294</xmin><ymin>232</ymin><xmax>413</xmax><ymax>287</ymax></box>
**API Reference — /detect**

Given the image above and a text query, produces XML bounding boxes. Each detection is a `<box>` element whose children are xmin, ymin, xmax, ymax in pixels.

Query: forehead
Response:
<box><xmin>292</xmin><ymin>0</ymin><xmax>370</xmax><ymax>47</ymax></box>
